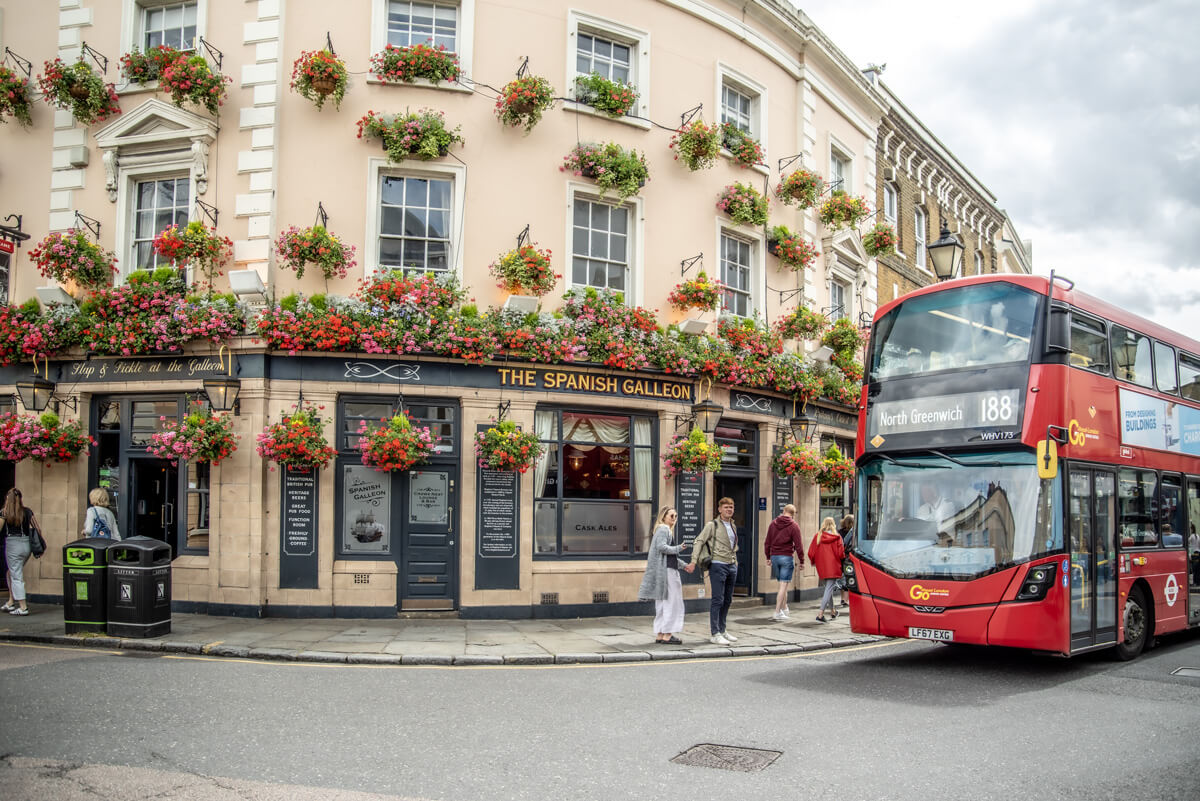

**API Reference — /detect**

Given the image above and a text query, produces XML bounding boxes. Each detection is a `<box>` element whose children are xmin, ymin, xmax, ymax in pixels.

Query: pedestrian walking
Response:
<box><xmin>764</xmin><ymin>503</ymin><xmax>803</xmax><ymax>621</ymax></box>
<box><xmin>836</xmin><ymin>514</ymin><xmax>854</xmax><ymax>607</ymax></box>
<box><xmin>692</xmin><ymin>497</ymin><xmax>741</xmax><ymax>645</ymax></box>
<box><xmin>1</xmin><ymin>488</ymin><xmax>42</xmax><ymax>616</ymax></box>
<box><xmin>81</xmin><ymin>487</ymin><xmax>121</xmax><ymax>540</ymax></box>
<box><xmin>808</xmin><ymin>516</ymin><xmax>846</xmax><ymax>623</ymax></box>
<box><xmin>637</xmin><ymin>507</ymin><xmax>693</xmax><ymax>644</ymax></box>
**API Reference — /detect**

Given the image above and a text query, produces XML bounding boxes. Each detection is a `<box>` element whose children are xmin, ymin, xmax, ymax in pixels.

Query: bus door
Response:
<box><xmin>1187</xmin><ymin>480</ymin><xmax>1200</xmax><ymax>624</ymax></box>
<box><xmin>1068</xmin><ymin>467</ymin><xmax>1118</xmax><ymax>651</ymax></box>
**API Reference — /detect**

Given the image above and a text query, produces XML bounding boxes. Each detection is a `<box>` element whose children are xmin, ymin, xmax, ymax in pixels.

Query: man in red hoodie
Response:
<box><xmin>764</xmin><ymin>503</ymin><xmax>804</xmax><ymax>621</ymax></box>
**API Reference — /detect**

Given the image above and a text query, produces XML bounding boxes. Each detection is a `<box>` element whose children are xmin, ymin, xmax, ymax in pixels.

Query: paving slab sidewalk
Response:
<box><xmin>0</xmin><ymin>599</ymin><xmax>882</xmax><ymax>665</ymax></box>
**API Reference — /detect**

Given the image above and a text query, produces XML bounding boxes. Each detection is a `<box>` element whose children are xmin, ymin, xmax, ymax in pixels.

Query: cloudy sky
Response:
<box><xmin>798</xmin><ymin>0</ymin><xmax>1200</xmax><ymax>340</ymax></box>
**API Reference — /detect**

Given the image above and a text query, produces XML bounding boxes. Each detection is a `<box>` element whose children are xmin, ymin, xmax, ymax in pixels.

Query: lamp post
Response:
<box><xmin>928</xmin><ymin>219</ymin><xmax>965</xmax><ymax>281</ymax></box>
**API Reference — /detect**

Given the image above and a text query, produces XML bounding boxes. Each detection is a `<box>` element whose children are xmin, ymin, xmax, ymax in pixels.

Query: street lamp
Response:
<box><xmin>202</xmin><ymin>376</ymin><xmax>241</xmax><ymax>412</ymax></box>
<box><xmin>789</xmin><ymin>409</ymin><xmax>816</xmax><ymax>443</ymax></box>
<box><xmin>15</xmin><ymin>375</ymin><xmax>56</xmax><ymax>412</ymax></box>
<box><xmin>928</xmin><ymin>220</ymin><xmax>965</xmax><ymax>281</ymax></box>
<box><xmin>690</xmin><ymin>398</ymin><xmax>723</xmax><ymax>435</ymax></box>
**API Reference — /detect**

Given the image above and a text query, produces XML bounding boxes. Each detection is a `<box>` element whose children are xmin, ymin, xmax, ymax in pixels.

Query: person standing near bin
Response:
<box><xmin>692</xmin><ymin>497</ymin><xmax>740</xmax><ymax>645</ymax></box>
<box><xmin>1</xmin><ymin>488</ymin><xmax>41</xmax><ymax>616</ymax></box>
<box><xmin>764</xmin><ymin>504</ymin><xmax>803</xmax><ymax>621</ymax></box>
<box><xmin>81</xmin><ymin>488</ymin><xmax>121</xmax><ymax>541</ymax></box>
<box><xmin>637</xmin><ymin>507</ymin><xmax>693</xmax><ymax>644</ymax></box>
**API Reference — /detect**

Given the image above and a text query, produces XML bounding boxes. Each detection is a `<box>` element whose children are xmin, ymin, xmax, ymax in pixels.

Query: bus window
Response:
<box><xmin>1069</xmin><ymin>314</ymin><xmax>1109</xmax><ymax>373</ymax></box>
<box><xmin>1180</xmin><ymin>353</ymin><xmax>1200</xmax><ymax>402</ymax></box>
<box><xmin>1118</xmin><ymin>468</ymin><xmax>1158</xmax><ymax>547</ymax></box>
<box><xmin>1154</xmin><ymin>341</ymin><xmax>1178</xmax><ymax>394</ymax></box>
<box><xmin>1110</xmin><ymin>326</ymin><xmax>1154</xmax><ymax>388</ymax></box>
<box><xmin>1160</xmin><ymin>475</ymin><xmax>1183</xmax><ymax>547</ymax></box>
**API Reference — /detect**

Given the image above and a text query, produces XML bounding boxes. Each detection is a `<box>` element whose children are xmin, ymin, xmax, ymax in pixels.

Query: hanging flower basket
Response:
<box><xmin>489</xmin><ymin>243</ymin><xmax>557</xmax><ymax>296</ymax></box>
<box><xmin>147</xmin><ymin>402</ymin><xmax>238</xmax><ymax>466</ymax></box>
<box><xmin>474</xmin><ymin>419</ymin><xmax>543</xmax><ymax>473</ymax></box>
<box><xmin>0</xmin><ymin>65</ymin><xmax>33</xmax><ymax>127</ymax></box>
<box><xmin>0</xmin><ymin>412</ymin><xmax>94</xmax><ymax>463</ymax></box>
<box><xmin>775</xmin><ymin>306</ymin><xmax>828</xmax><ymax>341</ymax></box>
<box><xmin>720</xmin><ymin>123</ymin><xmax>765</xmax><ymax>169</ymax></box>
<box><xmin>662</xmin><ymin>427</ymin><xmax>724</xmax><ymax>478</ymax></box>
<box><xmin>817</xmin><ymin>444</ymin><xmax>854</xmax><ymax>488</ymax></box>
<box><xmin>120</xmin><ymin>45</ymin><xmax>183</xmax><ymax>84</ymax></box>
<box><xmin>256</xmin><ymin>401</ymin><xmax>337</xmax><ymax>472</ymax></box>
<box><xmin>561</xmin><ymin>142</ymin><xmax>649</xmax><ymax>202</ymax></box>
<box><xmin>369</xmin><ymin>43</ymin><xmax>460</xmax><ymax>84</ymax></box>
<box><xmin>771</xmin><ymin>441</ymin><xmax>822</xmax><ymax>481</ymax></box>
<box><xmin>495</xmin><ymin>74</ymin><xmax>555</xmax><ymax>133</ymax></box>
<box><xmin>356</xmin><ymin>109</ymin><xmax>463</xmax><ymax>163</ymax></box>
<box><xmin>152</xmin><ymin>221</ymin><xmax>233</xmax><ymax>291</ymax></box>
<box><xmin>275</xmin><ymin>225</ymin><xmax>358</xmax><ymax>280</ymax></box>
<box><xmin>573</xmin><ymin>72</ymin><xmax>638</xmax><ymax>117</ymax></box>
<box><xmin>669</xmin><ymin>119</ymin><xmax>722</xmax><ymax>171</ymax></box>
<box><xmin>716</xmin><ymin>182</ymin><xmax>768</xmax><ymax>226</ymax></box>
<box><xmin>862</xmin><ymin>222</ymin><xmax>897</xmax><ymax>257</ymax></box>
<box><xmin>822</xmin><ymin>317</ymin><xmax>866</xmax><ymax>354</ymax></box>
<box><xmin>775</xmin><ymin>169</ymin><xmax>824</xmax><ymax>209</ymax></box>
<box><xmin>357</xmin><ymin>413</ymin><xmax>434</xmax><ymax>473</ymax></box>
<box><xmin>768</xmin><ymin>225</ymin><xmax>819</xmax><ymax>271</ymax></box>
<box><xmin>667</xmin><ymin>272</ymin><xmax>722</xmax><ymax>312</ymax></box>
<box><xmin>818</xmin><ymin>190</ymin><xmax>871</xmax><ymax>230</ymax></box>
<box><xmin>290</xmin><ymin>49</ymin><xmax>348</xmax><ymax>110</ymax></box>
<box><xmin>37</xmin><ymin>58</ymin><xmax>121</xmax><ymax>125</ymax></box>
<box><xmin>28</xmin><ymin>229</ymin><xmax>118</xmax><ymax>289</ymax></box>
<box><xmin>159</xmin><ymin>54</ymin><xmax>229</xmax><ymax>116</ymax></box>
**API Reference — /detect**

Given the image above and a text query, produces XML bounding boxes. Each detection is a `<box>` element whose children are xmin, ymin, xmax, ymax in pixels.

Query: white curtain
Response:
<box><xmin>633</xmin><ymin>418</ymin><xmax>652</xmax><ymax>502</ymax></box>
<box><xmin>564</xmin><ymin>413</ymin><xmax>629</xmax><ymax>454</ymax></box>
<box><xmin>534</xmin><ymin>411</ymin><xmax>555</xmax><ymax>497</ymax></box>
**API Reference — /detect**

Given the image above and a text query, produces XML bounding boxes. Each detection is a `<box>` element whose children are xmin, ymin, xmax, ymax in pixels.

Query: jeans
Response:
<box><xmin>708</xmin><ymin>562</ymin><xmax>737</xmax><ymax>634</ymax></box>
<box><xmin>5</xmin><ymin>535</ymin><xmax>31</xmax><ymax>601</ymax></box>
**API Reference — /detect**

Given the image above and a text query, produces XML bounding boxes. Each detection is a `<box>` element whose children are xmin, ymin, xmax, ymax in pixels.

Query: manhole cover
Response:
<box><xmin>1171</xmin><ymin>667</ymin><xmax>1200</xmax><ymax>679</ymax></box>
<box><xmin>671</xmin><ymin>744</ymin><xmax>781</xmax><ymax>772</ymax></box>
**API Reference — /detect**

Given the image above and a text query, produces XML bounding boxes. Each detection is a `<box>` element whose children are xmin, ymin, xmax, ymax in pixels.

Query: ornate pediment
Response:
<box><xmin>93</xmin><ymin>99</ymin><xmax>218</xmax><ymax>201</ymax></box>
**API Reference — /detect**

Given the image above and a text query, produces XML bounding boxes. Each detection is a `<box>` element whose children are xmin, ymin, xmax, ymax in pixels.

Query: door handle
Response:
<box><xmin>163</xmin><ymin>502</ymin><xmax>175</xmax><ymax>526</ymax></box>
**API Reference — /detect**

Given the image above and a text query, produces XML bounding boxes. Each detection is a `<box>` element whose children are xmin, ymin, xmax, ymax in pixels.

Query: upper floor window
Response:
<box><xmin>378</xmin><ymin>175</ymin><xmax>452</xmax><ymax>273</ymax></box>
<box><xmin>577</xmin><ymin>32</ymin><xmax>631</xmax><ymax>84</ymax></box>
<box><xmin>132</xmin><ymin>177</ymin><xmax>190</xmax><ymax>271</ymax></box>
<box><xmin>572</xmin><ymin>197</ymin><xmax>628</xmax><ymax>294</ymax></box>
<box><xmin>721</xmin><ymin>83</ymin><xmax>753</xmax><ymax>134</ymax></box>
<box><xmin>883</xmin><ymin>183</ymin><xmax>897</xmax><ymax>225</ymax></box>
<box><xmin>720</xmin><ymin>232</ymin><xmax>753</xmax><ymax>317</ymax></box>
<box><xmin>830</xmin><ymin>149</ymin><xmax>850</xmax><ymax>193</ymax></box>
<box><xmin>567</xmin><ymin>12</ymin><xmax>649</xmax><ymax>120</ymax></box>
<box><xmin>387</xmin><ymin>0</ymin><xmax>457</xmax><ymax>50</ymax></box>
<box><xmin>1111</xmin><ymin>325</ymin><xmax>1154</xmax><ymax>389</ymax></box>
<box><xmin>142</xmin><ymin>1</ymin><xmax>198</xmax><ymax>50</ymax></box>
<box><xmin>914</xmin><ymin>207</ymin><xmax>927</xmax><ymax>268</ymax></box>
<box><xmin>829</xmin><ymin>279</ymin><xmax>848</xmax><ymax>319</ymax></box>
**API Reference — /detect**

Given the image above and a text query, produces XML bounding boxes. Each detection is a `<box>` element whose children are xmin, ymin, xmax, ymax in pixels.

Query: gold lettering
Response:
<box><xmin>621</xmin><ymin>378</ymin><xmax>634</xmax><ymax>395</ymax></box>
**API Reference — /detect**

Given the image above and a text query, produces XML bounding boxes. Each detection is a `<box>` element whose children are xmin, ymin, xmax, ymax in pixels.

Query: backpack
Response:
<box><xmin>91</xmin><ymin>508</ymin><xmax>112</xmax><ymax>539</ymax></box>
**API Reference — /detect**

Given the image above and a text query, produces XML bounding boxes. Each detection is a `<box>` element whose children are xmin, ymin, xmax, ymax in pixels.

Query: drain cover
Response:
<box><xmin>671</xmin><ymin>744</ymin><xmax>781</xmax><ymax>772</ymax></box>
<box><xmin>1171</xmin><ymin>667</ymin><xmax>1200</xmax><ymax>678</ymax></box>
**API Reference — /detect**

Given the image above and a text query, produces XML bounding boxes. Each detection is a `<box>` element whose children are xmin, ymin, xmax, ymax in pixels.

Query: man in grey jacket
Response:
<box><xmin>692</xmin><ymin>497</ymin><xmax>739</xmax><ymax>645</ymax></box>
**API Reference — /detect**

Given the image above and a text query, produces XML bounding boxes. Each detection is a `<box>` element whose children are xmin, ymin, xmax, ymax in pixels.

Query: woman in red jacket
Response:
<box><xmin>807</xmin><ymin>516</ymin><xmax>846</xmax><ymax>623</ymax></box>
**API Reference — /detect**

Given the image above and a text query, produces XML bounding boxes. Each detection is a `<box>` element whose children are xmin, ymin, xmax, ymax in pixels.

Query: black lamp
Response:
<box><xmin>202</xmin><ymin>376</ymin><xmax>241</xmax><ymax>412</ymax></box>
<box><xmin>690</xmin><ymin>398</ymin><xmax>723</xmax><ymax>435</ymax></box>
<box><xmin>789</xmin><ymin>409</ymin><xmax>816</xmax><ymax>443</ymax></box>
<box><xmin>15</xmin><ymin>375</ymin><xmax>56</xmax><ymax>412</ymax></box>
<box><xmin>928</xmin><ymin>219</ymin><xmax>965</xmax><ymax>281</ymax></box>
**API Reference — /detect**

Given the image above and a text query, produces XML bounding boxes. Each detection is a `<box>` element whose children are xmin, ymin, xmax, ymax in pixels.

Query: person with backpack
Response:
<box><xmin>81</xmin><ymin>488</ymin><xmax>121</xmax><ymax>541</ymax></box>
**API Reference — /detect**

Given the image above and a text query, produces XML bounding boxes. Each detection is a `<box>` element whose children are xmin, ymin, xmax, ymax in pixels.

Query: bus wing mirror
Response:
<box><xmin>1037</xmin><ymin>439</ymin><xmax>1058</xmax><ymax>479</ymax></box>
<box><xmin>1046</xmin><ymin>303</ymin><xmax>1070</xmax><ymax>353</ymax></box>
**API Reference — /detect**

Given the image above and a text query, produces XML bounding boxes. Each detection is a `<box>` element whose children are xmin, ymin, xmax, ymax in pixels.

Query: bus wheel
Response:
<box><xmin>1115</xmin><ymin>587</ymin><xmax>1149</xmax><ymax>661</ymax></box>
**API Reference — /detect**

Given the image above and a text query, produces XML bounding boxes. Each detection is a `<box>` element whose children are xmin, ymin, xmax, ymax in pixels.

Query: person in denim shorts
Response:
<box><xmin>764</xmin><ymin>503</ymin><xmax>804</xmax><ymax>621</ymax></box>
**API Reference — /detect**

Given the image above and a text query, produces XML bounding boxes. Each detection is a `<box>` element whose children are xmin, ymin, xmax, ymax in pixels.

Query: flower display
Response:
<box><xmin>489</xmin><ymin>244</ymin><xmax>557</xmax><ymax>296</ymax></box>
<box><xmin>720</xmin><ymin>123</ymin><xmax>765</xmax><ymax>168</ymax></box>
<box><xmin>771</xmin><ymin>441</ymin><xmax>822</xmax><ymax>481</ymax></box>
<box><xmin>147</xmin><ymin>402</ymin><xmax>238</xmax><ymax>466</ymax></box>
<box><xmin>475</xmin><ymin>419</ymin><xmax>543</xmax><ymax>472</ymax></box>
<box><xmin>662</xmin><ymin>427</ymin><xmax>723</xmax><ymax>478</ymax></box>
<box><xmin>0</xmin><ymin>65</ymin><xmax>34</xmax><ymax>127</ymax></box>
<box><xmin>775</xmin><ymin>306</ymin><xmax>828</xmax><ymax>341</ymax></box>
<box><xmin>667</xmin><ymin>272</ymin><xmax>723</xmax><ymax>312</ymax></box>
<box><xmin>29</xmin><ymin>229</ymin><xmax>117</xmax><ymax>289</ymax></box>
<box><xmin>561</xmin><ymin>142</ymin><xmax>649</xmax><ymax>202</ymax></box>
<box><xmin>256</xmin><ymin>401</ymin><xmax>337</xmax><ymax>472</ymax></box>
<box><xmin>668</xmin><ymin>119</ymin><xmax>721</xmax><ymax>171</ymax></box>
<box><xmin>573</xmin><ymin>72</ymin><xmax>638</xmax><ymax>117</ymax></box>
<box><xmin>275</xmin><ymin>225</ymin><xmax>357</xmax><ymax>281</ymax></box>
<box><xmin>817</xmin><ymin>444</ymin><xmax>854</xmax><ymax>488</ymax></box>
<box><xmin>862</xmin><ymin>222</ymin><xmax>897</xmax><ymax>257</ymax></box>
<box><xmin>768</xmin><ymin>225</ymin><xmax>820</xmax><ymax>271</ymax></box>
<box><xmin>716</xmin><ymin>182</ymin><xmax>769</xmax><ymax>226</ymax></box>
<box><xmin>120</xmin><ymin>45</ymin><xmax>183</xmax><ymax>84</ymax></box>
<box><xmin>152</xmin><ymin>221</ymin><xmax>233</xmax><ymax>290</ymax></box>
<box><xmin>822</xmin><ymin>316</ymin><xmax>866</xmax><ymax>355</ymax></box>
<box><xmin>0</xmin><ymin>301</ymin><xmax>75</xmax><ymax>366</ymax></box>
<box><xmin>357</xmin><ymin>413</ymin><xmax>434</xmax><ymax>472</ymax></box>
<box><xmin>494</xmin><ymin>74</ymin><xmax>555</xmax><ymax>133</ymax></box>
<box><xmin>290</xmin><ymin>49</ymin><xmax>348</xmax><ymax>110</ymax></box>
<box><xmin>369</xmin><ymin>43</ymin><xmax>459</xmax><ymax>84</ymax></box>
<box><xmin>356</xmin><ymin>108</ymin><xmax>463</xmax><ymax>163</ymax></box>
<box><xmin>37</xmin><ymin>57</ymin><xmax>121</xmax><ymax>125</ymax></box>
<box><xmin>0</xmin><ymin>412</ymin><xmax>93</xmax><ymax>463</ymax></box>
<box><xmin>775</xmin><ymin>170</ymin><xmax>824</xmax><ymax>208</ymax></box>
<box><xmin>818</xmin><ymin>190</ymin><xmax>871</xmax><ymax>230</ymax></box>
<box><xmin>719</xmin><ymin>316</ymin><xmax>783</xmax><ymax>358</ymax></box>
<box><xmin>159</xmin><ymin>54</ymin><xmax>229</xmax><ymax>116</ymax></box>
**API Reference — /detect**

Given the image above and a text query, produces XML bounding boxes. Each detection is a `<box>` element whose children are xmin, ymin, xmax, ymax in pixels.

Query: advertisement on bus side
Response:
<box><xmin>1119</xmin><ymin>388</ymin><xmax>1200</xmax><ymax>455</ymax></box>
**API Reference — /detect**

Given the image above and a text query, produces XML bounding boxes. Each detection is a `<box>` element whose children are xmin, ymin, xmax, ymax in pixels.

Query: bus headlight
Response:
<box><xmin>1016</xmin><ymin>563</ymin><xmax>1057</xmax><ymax>601</ymax></box>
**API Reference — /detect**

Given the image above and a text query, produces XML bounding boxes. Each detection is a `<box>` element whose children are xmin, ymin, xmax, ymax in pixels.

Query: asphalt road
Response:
<box><xmin>2</xmin><ymin>630</ymin><xmax>1199</xmax><ymax>801</ymax></box>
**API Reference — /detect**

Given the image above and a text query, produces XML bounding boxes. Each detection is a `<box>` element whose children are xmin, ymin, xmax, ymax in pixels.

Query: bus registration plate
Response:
<box><xmin>909</xmin><ymin>627</ymin><xmax>954</xmax><ymax>642</ymax></box>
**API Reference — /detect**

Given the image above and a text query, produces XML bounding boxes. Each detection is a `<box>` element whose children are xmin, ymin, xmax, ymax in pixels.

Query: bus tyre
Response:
<box><xmin>1115</xmin><ymin>586</ymin><xmax>1149</xmax><ymax>661</ymax></box>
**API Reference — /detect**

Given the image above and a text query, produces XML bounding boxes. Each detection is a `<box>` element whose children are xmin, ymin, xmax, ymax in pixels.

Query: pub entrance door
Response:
<box><xmin>714</xmin><ymin>475</ymin><xmax>756</xmax><ymax>596</ymax></box>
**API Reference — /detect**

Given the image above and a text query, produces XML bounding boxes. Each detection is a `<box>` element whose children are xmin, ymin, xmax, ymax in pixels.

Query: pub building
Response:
<box><xmin>7</xmin><ymin>346</ymin><xmax>856</xmax><ymax>618</ymax></box>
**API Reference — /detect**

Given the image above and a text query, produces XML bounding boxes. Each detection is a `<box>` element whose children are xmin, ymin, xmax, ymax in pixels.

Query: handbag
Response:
<box><xmin>30</xmin><ymin>525</ymin><xmax>47</xmax><ymax>559</ymax></box>
<box><xmin>693</xmin><ymin>531</ymin><xmax>713</xmax><ymax>573</ymax></box>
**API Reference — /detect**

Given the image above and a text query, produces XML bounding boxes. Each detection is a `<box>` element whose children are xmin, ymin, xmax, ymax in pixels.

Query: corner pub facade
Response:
<box><xmin>1</xmin><ymin>0</ymin><xmax>875</xmax><ymax>618</ymax></box>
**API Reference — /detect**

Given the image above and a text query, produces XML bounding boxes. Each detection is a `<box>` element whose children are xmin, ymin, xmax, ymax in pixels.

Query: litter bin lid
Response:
<box><xmin>64</xmin><ymin>537</ymin><xmax>114</xmax><ymax>567</ymax></box>
<box><xmin>107</xmin><ymin>536</ymin><xmax>172</xmax><ymax>565</ymax></box>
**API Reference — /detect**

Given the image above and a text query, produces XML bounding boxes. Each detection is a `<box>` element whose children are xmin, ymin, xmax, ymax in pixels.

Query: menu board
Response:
<box><xmin>772</xmin><ymin>458</ymin><xmax>793</xmax><ymax>518</ymax></box>
<box><xmin>474</xmin><ymin>425</ymin><xmax>520</xmax><ymax>590</ymax></box>
<box><xmin>676</xmin><ymin>472</ymin><xmax>705</xmax><ymax>584</ymax></box>
<box><xmin>280</xmin><ymin>469</ymin><xmax>319</xmax><ymax>589</ymax></box>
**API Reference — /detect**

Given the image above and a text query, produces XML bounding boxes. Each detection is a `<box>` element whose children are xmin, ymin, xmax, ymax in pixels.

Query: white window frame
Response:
<box><xmin>370</xmin><ymin>0</ymin><xmax>475</xmax><ymax>86</ymax></box>
<box><xmin>716</xmin><ymin>226</ymin><xmax>763</xmax><ymax>319</ymax></box>
<box><xmin>715</xmin><ymin>64</ymin><xmax>768</xmax><ymax>170</ymax></box>
<box><xmin>120</xmin><ymin>0</ymin><xmax>207</xmax><ymax>59</ymax></box>
<box><xmin>975</xmin><ymin>250</ymin><xmax>985</xmax><ymax>276</ymax></box>
<box><xmin>883</xmin><ymin>183</ymin><xmax>897</xmax><ymax>225</ymax></box>
<box><xmin>829</xmin><ymin>142</ymin><xmax>852</xmax><ymax>194</ymax></box>
<box><xmin>565</xmin><ymin>10</ymin><xmax>651</xmax><ymax>125</ymax></box>
<box><xmin>914</xmin><ymin>206</ymin><xmax>928</xmax><ymax>271</ymax></box>
<box><xmin>828</xmin><ymin>277</ymin><xmax>849</xmax><ymax>320</ymax></box>
<box><xmin>365</xmin><ymin>158</ymin><xmax>466</xmax><ymax>279</ymax></box>
<box><xmin>130</xmin><ymin>175</ymin><xmax>191</xmax><ymax>272</ymax></box>
<box><xmin>565</xmin><ymin>185</ymin><xmax>643</xmax><ymax>305</ymax></box>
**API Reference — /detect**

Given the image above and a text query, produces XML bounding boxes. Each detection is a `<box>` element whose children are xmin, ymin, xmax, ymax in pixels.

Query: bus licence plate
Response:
<box><xmin>908</xmin><ymin>627</ymin><xmax>953</xmax><ymax>642</ymax></box>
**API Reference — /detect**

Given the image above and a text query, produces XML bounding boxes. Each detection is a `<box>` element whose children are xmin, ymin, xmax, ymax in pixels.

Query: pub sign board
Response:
<box><xmin>676</xmin><ymin>471</ymin><xmax>705</xmax><ymax>585</ymax></box>
<box><xmin>474</xmin><ymin>424</ymin><xmax>520</xmax><ymax>590</ymax></box>
<box><xmin>280</xmin><ymin>468</ymin><xmax>319</xmax><ymax>589</ymax></box>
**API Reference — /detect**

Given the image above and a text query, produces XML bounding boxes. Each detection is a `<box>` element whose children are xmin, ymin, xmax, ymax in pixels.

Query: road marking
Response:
<box><xmin>0</xmin><ymin>642</ymin><xmax>121</xmax><ymax>656</ymax></box>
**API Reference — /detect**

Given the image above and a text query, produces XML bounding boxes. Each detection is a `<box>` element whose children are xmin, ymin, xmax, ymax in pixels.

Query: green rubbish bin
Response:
<box><xmin>106</xmin><ymin>537</ymin><xmax>172</xmax><ymax>638</ymax></box>
<box><xmin>63</xmin><ymin>537</ymin><xmax>113</xmax><ymax>634</ymax></box>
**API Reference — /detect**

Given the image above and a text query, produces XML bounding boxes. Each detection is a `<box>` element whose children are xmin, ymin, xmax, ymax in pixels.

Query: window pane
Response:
<box><xmin>1181</xmin><ymin>354</ymin><xmax>1200</xmax><ymax>402</ymax></box>
<box><xmin>1119</xmin><ymin>469</ymin><xmax>1158</xmax><ymax>547</ymax></box>
<box><xmin>1111</xmin><ymin>326</ymin><xmax>1154</xmax><ymax>388</ymax></box>
<box><xmin>1069</xmin><ymin>316</ymin><xmax>1109</xmax><ymax>373</ymax></box>
<box><xmin>562</xmin><ymin>502</ymin><xmax>631</xmax><ymax>552</ymax></box>
<box><xmin>534</xmin><ymin>501</ymin><xmax>558</xmax><ymax>554</ymax></box>
<box><xmin>1155</xmin><ymin>342</ymin><xmax>1178</xmax><ymax>394</ymax></box>
<box><xmin>343</xmin><ymin>464</ymin><xmax>391</xmax><ymax>554</ymax></box>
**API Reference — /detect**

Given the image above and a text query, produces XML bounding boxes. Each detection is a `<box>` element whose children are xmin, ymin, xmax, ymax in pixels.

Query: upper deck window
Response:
<box><xmin>1068</xmin><ymin>314</ymin><xmax>1109</xmax><ymax>374</ymax></box>
<box><xmin>1154</xmin><ymin>341</ymin><xmax>1178</xmax><ymax>394</ymax></box>
<box><xmin>868</xmin><ymin>283</ymin><xmax>1039</xmax><ymax>382</ymax></box>
<box><xmin>1110</xmin><ymin>325</ymin><xmax>1154</xmax><ymax>389</ymax></box>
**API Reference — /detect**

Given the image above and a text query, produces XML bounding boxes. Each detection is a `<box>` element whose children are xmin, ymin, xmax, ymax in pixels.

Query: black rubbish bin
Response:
<box><xmin>106</xmin><ymin>537</ymin><xmax>172</xmax><ymax>638</ymax></box>
<box><xmin>63</xmin><ymin>537</ymin><xmax>113</xmax><ymax>634</ymax></box>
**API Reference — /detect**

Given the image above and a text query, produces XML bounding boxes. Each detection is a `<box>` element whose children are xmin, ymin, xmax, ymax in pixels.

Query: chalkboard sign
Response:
<box><xmin>280</xmin><ymin>468</ymin><xmax>319</xmax><ymax>589</ymax></box>
<box><xmin>772</xmin><ymin>464</ymin><xmax>793</xmax><ymax>519</ymax></box>
<box><xmin>676</xmin><ymin>472</ymin><xmax>705</xmax><ymax>584</ymax></box>
<box><xmin>474</xmin><ymin>424</ymin><xmax>520</xmax><ymax>590</ymax></box>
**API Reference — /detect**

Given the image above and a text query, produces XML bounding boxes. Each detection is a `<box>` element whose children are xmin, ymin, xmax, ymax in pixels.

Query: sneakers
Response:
<box><xmin>9</xmin><ymin>607</ymin><xmax>29</xmax><ymax>616</ymax></box>
<box><xmin>722</xmin><ymin>631</ymin><xmax>738</xmax><ymax>642</ymax></box>
<box><xmin>710</xmin><ymin>633</ymin><xmax>732</xmax><ymax>645</ymax></box>
<box><xmin>0</xmin><ymin>602</ymin><xmax>13</xmax><ymax>612</ymax></box>
<box><xmin>771</xmin><ymin>611</ymin><xmax>789</xmax><ymax>622</ymax></box>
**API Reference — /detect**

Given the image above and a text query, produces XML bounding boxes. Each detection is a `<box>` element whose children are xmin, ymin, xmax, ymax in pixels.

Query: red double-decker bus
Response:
<box><xmin>847</xmin><ymin>273</ymin><xmax>1200</xmax><ymax>658</ymax></box>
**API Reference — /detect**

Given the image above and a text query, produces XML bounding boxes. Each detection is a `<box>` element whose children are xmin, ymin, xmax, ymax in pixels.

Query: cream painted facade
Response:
<box><xmin>0</xmin><ymin>0</ymin><xmax>883</xmax><ymax>618</ymax></box>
